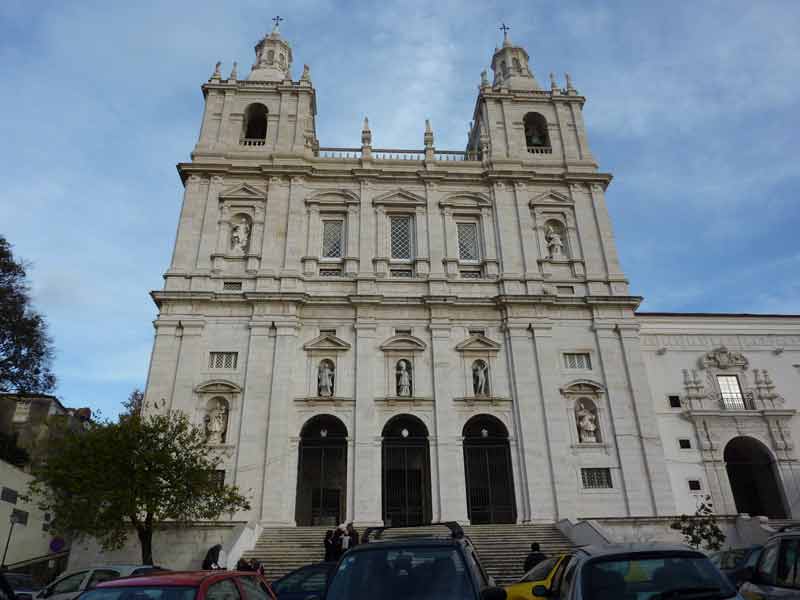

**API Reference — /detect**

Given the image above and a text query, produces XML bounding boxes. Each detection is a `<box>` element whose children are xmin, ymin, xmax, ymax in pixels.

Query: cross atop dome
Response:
<box><xmin>248</xmin><ymin>18</ymin><xmax>294</xmax><ymax>82</ymax></box>
<box><xmin>489</xmin><ymin>24</ymin><xmax>539</xmax><ymax>91</ymax></box>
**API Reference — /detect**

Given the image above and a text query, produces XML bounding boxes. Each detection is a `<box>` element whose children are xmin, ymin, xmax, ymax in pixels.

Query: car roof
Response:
<box><xmin>96</xmin><ymin>571</ymin><xmax>252</xmax><ymax>588</ymax></box>
<box><xmin>349</xmin><ymin>536</ymin><xmax>463</xmax><ymax>551</ymax></box>
<box><xmin>578</xmin><ymin>543</ymin><xmax>705</xmax><ymax>557</ymax></box>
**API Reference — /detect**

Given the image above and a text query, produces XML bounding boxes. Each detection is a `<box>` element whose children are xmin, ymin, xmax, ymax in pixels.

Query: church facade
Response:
<box><xmin>142</xmin><ymin>26</ymin><xmax>800</xmax><ymax>527</ymax></box>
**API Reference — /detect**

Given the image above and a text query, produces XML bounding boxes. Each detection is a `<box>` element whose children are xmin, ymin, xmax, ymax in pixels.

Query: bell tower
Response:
<box><xmin>491</xmin><ymin>25</ymin><xmax>540</xmax><ymax>91</ymax></box>
<box><xmin>248</xmin><ymin>18</ymin><xmax>294</xmax><ymax>82</ymax></box>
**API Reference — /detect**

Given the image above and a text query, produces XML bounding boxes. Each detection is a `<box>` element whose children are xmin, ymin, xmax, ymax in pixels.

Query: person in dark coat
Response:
<box><xmin>523</xmin><ymin>542</ymin><xmax>547</xmax><ymax>573</ymax></box>
<box><xmin>203</xmin><ymin>544</ymin><xmax>224</xmax><ymax>570</ymax></box>
<box><xmin>331</xmin><ymin>528</ymin><xmax>343</xmax><ymax>561</ymax></box>
<box><xmin>324</xmin><ymin>530</ymin><xmax>336</xmax><ymax>562</ymax></box>
<box><xmin>346</xmin><ymin>523</ymin><xmax>359</xmax><ymax>549</ymax></box>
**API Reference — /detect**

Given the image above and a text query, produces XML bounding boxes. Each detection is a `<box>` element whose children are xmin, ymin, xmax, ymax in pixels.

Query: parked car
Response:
<box><xmin>322</xmin><ymin>522</ymin><xmax>507</xmax><ymax>600</ymax></box>
<box><xmin>529</xmin><ymin>543</ymin><xmax>739</xmax><ymax>600</ymax></box>
<box><xmin>505</xmin><ymin>554</ymin><xmax>571</xmax><ymax>600</ymax></box>
<box><xmin>710</xmin><ymin>546</ymin><xmax>762</xmax><ymax>586</ymax></box>
<box><xmin>738</xmin><ymin>526</ymin><xmax>800</xmax><ymax>598</ymax></box>
<box><xmin>4</xmin><ymin>573</ymin><xmax>42</xmax><ymax>600</ymax></box>
<box><xmin>0</xmin><ymin>572</ymin><xmax>15</xmax><ymax>600</ymax></box>
<box><xmin>271</xmin><ymin>562</ymin><xmax>336</xmax><ymax>600</ymax></box>
<box><xmin>35</xmin><ymin>566</ymin><xmax>166</xmax><ymax>600</ymax></box>
<box><xmin>80</xmin><ymin>570</ymin><xmax>276</xmax><ymax>600</ymax></box>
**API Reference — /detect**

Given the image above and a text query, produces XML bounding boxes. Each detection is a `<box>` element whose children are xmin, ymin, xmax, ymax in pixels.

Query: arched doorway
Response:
<box><xmin>463</xmin><ymin>415</ymin><xmax>516</xmax><ymax>524</ymax></box>
<box><xmin>295</xmin><ymin>415</ymin><xmax>348</xmax><ymax>526</ymax></box>
<box><xmin>382</xmin><ymin>415</ymin><xmax>432</xmax><ymax>526</ymax></box>
<box><xmin>724</xmin><ymin>436</ymin><xmax>787</xmax><ymax>518</ymax></box>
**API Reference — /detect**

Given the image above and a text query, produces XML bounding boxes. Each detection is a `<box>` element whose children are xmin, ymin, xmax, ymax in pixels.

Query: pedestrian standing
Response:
<box><xmin>346</xmin><ymin>523</ymin><xmax>360</xmax><ymax>548</ymax></box>
<box><xmin>523</xmin><ymin>542</ymin><xmax>547</xmax><ymax>573</ymax></box>
<box><xmin>324</xmin><ymin>529</ymin><xmax>336</xmax><ymax>562</ymax></box>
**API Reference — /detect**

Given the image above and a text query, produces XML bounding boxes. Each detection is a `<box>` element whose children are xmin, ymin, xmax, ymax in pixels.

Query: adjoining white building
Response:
<box><xmin>141</xmin><ymin>25</ymin><xmax>800</xmax><ymax>529</ymax></box>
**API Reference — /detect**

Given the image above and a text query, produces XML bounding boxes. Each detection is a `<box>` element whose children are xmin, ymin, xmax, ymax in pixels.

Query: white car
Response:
<box><xmin>35</xmin><ymin>565</ymin><xmax>165</xmax><ymax>600</ymax></box>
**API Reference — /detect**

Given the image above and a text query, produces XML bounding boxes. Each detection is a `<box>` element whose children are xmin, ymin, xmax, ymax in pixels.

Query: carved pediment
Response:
<box><xmin>700</xmin><ymin>346</ymin><xmax>748</xmax><ymax>371</ymax></box>
<box><xmin>455</xmin><ymin>334</ymin><xmax>501</xmax><ymax>353</ymax></box>
<box><xmin>305</xmin><ymin>189</ymin><xmax>360</xmax><ymax>206</ymax></box>
<box><xmin>380</xmin><ymin>334</ymin><xmax>427</xmax><ymax>352</ymax></box>
<box><xmin>530</xmin><ymin>190</ymin><xmax>573</xmax><ymax>206</ymax></box>
<box><xmin>195</xmin><ymin>379</ymin><xmax>242</xmax><ymax>394</ymax></box>
<box><xmin>303</xmin><ymin>334</ymin><xmax>351</xmax><ymax>352</ymax></box>
<box><xmin>560</xmin><ymin>379</ymin><xmax>605</xmax><ymax>396</ymax></box>
<box><xmin>372</xmin><ymin>189</ymin><xmax>426</xmax><ymax>207</ymax></box>
<box><xmin>439</xmin><ymin>191</ymin><xmax>491</xmax><ymax>209</ymax></box>
<box><xmin>219</xmin><ymin>183</ymin><xmax>266</xmax><ymax>200</ymax></box>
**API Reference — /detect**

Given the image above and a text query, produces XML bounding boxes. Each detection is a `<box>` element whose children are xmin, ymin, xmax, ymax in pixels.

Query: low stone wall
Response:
<box><xmin>67</xmin><ymin>522</ymin><xmax>243</xmax><ymax>570</ymax></box>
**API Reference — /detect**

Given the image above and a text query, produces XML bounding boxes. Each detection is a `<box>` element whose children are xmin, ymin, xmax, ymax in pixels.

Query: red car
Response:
<box><xmin>79</xmin><ymin>571</ymin><xmax>276</xmax><ymax>600</ymax></box>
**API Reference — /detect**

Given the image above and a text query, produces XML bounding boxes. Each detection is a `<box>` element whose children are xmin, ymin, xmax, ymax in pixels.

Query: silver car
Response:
<box><xmin>738</xmin><ymin>527</ymin><xmax>800</xmax><ymax>599</ymax></box>
<box><xmin>531</xmin><ymin>543</ymin><xmax>741</xmax><ymax>600</ymax></box>
<box><xmin>35</xmin><ymin>565</ymin><xmax>165</xmax><ymax>600</ymax></box>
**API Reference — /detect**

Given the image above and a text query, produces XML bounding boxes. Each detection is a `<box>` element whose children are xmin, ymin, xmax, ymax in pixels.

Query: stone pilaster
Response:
<box><xmin>168</xmin><ymin>176</ymin><xmax>205</xmax><ymax>276</ymax></box>
<box><xmin>170</xmin><ymin>320</ymin><xmax>205</xmax><ymax>412</ymax></box>
<box><xmin>196</xmin><ymin>176</ymin><xmax>224</xmax><ymax>272</ymax></box>
<box><xmin>142</xmin><ymin>319</ymin><xmax>182</xmax><ymax>413</ymax></box>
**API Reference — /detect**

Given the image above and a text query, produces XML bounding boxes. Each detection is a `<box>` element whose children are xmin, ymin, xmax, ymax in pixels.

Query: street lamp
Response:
<box><xmin>1</xmin><ymin>512</ymin><xmax>23</xmax><ymax>569</ymax></box>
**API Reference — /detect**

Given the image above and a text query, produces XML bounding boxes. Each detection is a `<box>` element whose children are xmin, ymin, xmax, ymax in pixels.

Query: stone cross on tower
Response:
<box><xmin>272</xmin><ymin>15</ymin><xmax>284</xmax><ymax>30</ymax></box>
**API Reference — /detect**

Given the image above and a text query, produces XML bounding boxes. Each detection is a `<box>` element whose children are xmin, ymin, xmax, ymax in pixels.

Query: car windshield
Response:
<box><xmin>5</xmin><ymin>574</ymin><xmax>37</xmax><ymax>589</ymax></box>
<box><xmin>583</xmin><ymin>553</ymin><xmax>737</xmax><ymax>600</ymax></box>
<box><xmin>78</xmin><ymin>586</ymin><xmax>197</xmax><ymax>600</ymax></box>
<box><xmin>325</xmin><ymin>546</ymin><xmax>474</xmax><ymax>600</ymax></box>
<box><xmin>714</xmin><ymin>549</ymin><xmax>749</xmax><ymax>570</ymax></box>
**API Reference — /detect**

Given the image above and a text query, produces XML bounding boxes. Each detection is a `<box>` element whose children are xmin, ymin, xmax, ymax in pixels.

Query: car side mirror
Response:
<box><xmin>532</xmin><ymin>584</ymin><xmax>550</xmax><ymax>597</ymax></box>
<box><xmin>480</xmin><ymin>587</ymin><xmax>507</xmax><ymax>600</ymax></box>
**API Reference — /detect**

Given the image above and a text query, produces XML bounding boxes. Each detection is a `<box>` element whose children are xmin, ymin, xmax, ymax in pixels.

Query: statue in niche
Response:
<box><xmin>205</xmin><ymin>399</ymin><xmax>229</xmax><ymax>444</ymax></box>
<box><xmin>397</xmin><ymin>360</ymin><xmax>412</xmax><ymax>397</ymax></box>
<box><xmin>545</xmin><ymin>225</ymin><xmax>565</xmax><ymax>259</ymax></box>
<box><xmin>576</xmin><ymin>401</ymin><xmax>598</xmax><ymax>443</ymax></box>
<box><xmin>472</xmin><ymin>361</ymin><xmax>489</xmax><ymax>396</ymax></box>
<box><xmin>230</xmin><ymin>218</ymin><xmax>251</xmax><ymax>254</ymax></box>
<box><xmin>318</xmin><ymin>360</ymin><xmax>335</xmax><ymax>397</ymax></box>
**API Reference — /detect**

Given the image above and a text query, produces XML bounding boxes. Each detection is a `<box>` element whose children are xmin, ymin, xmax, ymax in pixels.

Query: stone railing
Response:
<box><xmin>372</xmin><ymin>149</ymin><xmax>425</xmax><ymax>161</ymax></box>
<box><xmin>315</xmin><ymin>147</ymin><xmax>480</xmax><ymax>162</ymax></box>
<box><xmin>526</xmin><ymin>146</ymin><xmax>553</xmax><ymax>154</ymax></box>
<box><xmin>240</xmin><ymin>138</ymin><xmax>267</xmax><ymax>147</ymax></box>
<box><xmin>317</xmin><ymin>147</ymin><xmax>361</xmax><ymax>159</ymax></box>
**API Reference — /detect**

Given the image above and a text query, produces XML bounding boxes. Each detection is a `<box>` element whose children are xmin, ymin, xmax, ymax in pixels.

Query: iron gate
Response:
<box><xmin>463</xmin><ymin>441</ymin><xmax>516</xmax><ymax>524</ymax></box>
<box><xmin>382</xmin><ymin>441</ymin><xmax>431</xmax><ymax>526</ymax></box>
<box><xmin>296</xmin><ymin>442</ymin><xmax>346</xmax><ymax>526</ymax></box>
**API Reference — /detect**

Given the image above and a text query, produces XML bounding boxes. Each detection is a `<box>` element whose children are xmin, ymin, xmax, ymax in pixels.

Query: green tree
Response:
<box><xmin>27</xmin><ymin>411</ymin><xmax>249</xmax><ymax>564</ymax></box>
<box><xmin>121</xmin><ymin>388</ymin><xmax>144</xmax><ymax>419</ymax></box>
<box><xmin>670</xmin><ymin>495</ymin><xmax>726</xmax><ymax>552</ymax></box>
<box><xmin>0</xmin><ymin>235</ymin><xmax>56</xmax><ymax>393</ymax></box>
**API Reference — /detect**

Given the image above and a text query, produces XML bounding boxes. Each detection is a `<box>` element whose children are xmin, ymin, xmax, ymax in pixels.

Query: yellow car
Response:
<box><xmin>505</xmin><ymin>554</ymin><xmax>571</xmax><ymax>600</ymax></box>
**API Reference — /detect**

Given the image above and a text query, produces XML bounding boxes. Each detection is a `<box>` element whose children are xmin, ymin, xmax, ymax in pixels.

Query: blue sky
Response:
<box><xmin>1</xmin><ymin>1</ymin><xmax>798</xmax><ymax>418</ymax></box>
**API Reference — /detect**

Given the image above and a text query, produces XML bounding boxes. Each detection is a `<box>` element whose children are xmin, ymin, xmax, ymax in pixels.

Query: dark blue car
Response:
<box><xmin>271</xmin><ymin>562</ymin><xmax>336</xmax><ymax>600</ymax></box>
<box><xmin>709</xmin><ymin>545</ymin><xmax>762</xmax><ymax>585</ymax></box>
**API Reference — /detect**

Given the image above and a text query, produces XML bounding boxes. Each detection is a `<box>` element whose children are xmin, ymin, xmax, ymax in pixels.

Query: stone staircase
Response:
<box><xmin>243</xmin><ymin>523</ymin><xmax>573</xmax><ymax>586</ymax></box>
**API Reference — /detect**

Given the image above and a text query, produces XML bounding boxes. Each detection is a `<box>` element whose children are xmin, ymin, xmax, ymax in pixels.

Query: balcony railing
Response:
<box><xmin>315</xmin><ymin>147</ymin><xmax>480</xmax><ymax>162</ymax></box>
<box><xmin>240</xmin><ymin>138</ymin><xmax>266</xmax><ymax>147</ymax></box>
<box><xmin>526</xmin><ymin>146</ymin><xmax>553</xmax><ymax>154</ymax></box>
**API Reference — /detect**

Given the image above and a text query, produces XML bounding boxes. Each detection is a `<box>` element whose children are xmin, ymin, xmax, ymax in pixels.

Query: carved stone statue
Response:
<box><xmin>213</xmin><ymin>61</ymin><xmax>221</xmax><ymax>78</ymax></box>
<box><xmin>473</xmin><ymin>361</ymin><xmax>489</xmax><ymax>396</ymax></box>
<box><xmin>229</xmin><ymin>61</ymin><xmax>238</xmax><ymax>80</ymax></box>
<box><xmin>318</xmin><ymin>361</ymin><xmax>334</xmax><ymax>397</ymax></box>
<box><xmin>480</xmin><ymin>70</ymin><xmax>489</xmax><ymax>87</ymax></box>
<box><xmin>576</xmin><ymin>401</ymin><xmax>598</xmax><ymax>443</ymax></box>
<box><xmin>301</xmin><ymin>64</ymin><xmax>310</xmax><ymax>81</ymax></box>
<box><xmin>397</xmin><ymin>360</ymin><xmax>412</xmax><ymax>397</ymax></box>
<box><xmin>546</xmin><ymin>225</ymin><xmax>565</xmax><ymax>259</ymax></box>
<box><xmin>205</xmin><ymin>399</ymin><xmax>228</xmax><ymax>444</ymax></box>
<box><xmin>230</xmin><ymin>219</ymin><xmax>251</xmax><ymax>253</ymax></box>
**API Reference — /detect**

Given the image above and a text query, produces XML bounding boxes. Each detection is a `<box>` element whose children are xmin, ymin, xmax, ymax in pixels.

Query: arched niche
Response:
<box><xmin>560</xmin><ymin>379</ymin><xmax>606</xmax><ymax>447</ymax></box>
<box><xmin>194</xmin><ymin>380</ymin><xmax>241</xmax><ymax>449</ymax></box>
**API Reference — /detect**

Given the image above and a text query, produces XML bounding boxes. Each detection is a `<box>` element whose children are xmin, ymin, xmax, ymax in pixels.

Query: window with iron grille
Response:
<box><xmin>581</xmin><ymin>468</ymin><xmax>612</xmax><ymax>489</ymax></box>
<box><xmin>717</xmin><ymin>375</ymin><xmax>748</xmax><ymax>409</ymax></box>
<box><xmin>222</xmin><ymin>281</ymin><xmax>242</xmax><ymax>291</ymax></box>
<box><xmin>459</xmin><ymin>269</ymin><xmax>482</xmax><ymax>279</ymax></box>
<box><xmin>457</xmin><ymin>222</ymin><xmax>480</xmax><ymax>261</ymax></box>
<box><xmin>668</xmin><ymin>395</ymin><xmax>682</xmax><ymax>408</ymax></box>
<box><xmin>1</xmin><ymin>487</ymin><xmax>18</xmax><ymax>504</ymax></box>
<box><xmin>390</xmin><ymin>216</ymin><xmax>413</xmax><ymax>260</ymax></box>
<box><xmin>390</xmin><ymin>268</ymin><xmax>413</xmax><ymax>278</ymax></box>
<box><xmin>209</xmin><ymin>352</ymin><xmax>238</xmax><ymax>370</ymax></box>
<box><xmin>688</xmin><ymin>479</ymin><xmax>702</xmax><ymax>492</ymax></box>
<box><xmin>319</xmin><ymin>268</ymin><xmax>343</xmax><ymax>277</ymax></box>
<box><xmin>322</xmin><ymin>220</ymin><xmax>344</xmax><ymax>258</ymax></box>
<box><xmin>564</xmin><ymin>353</ymin><xmax>592</xmax><ymax>370</ymax></box>
<box><xmin>208</xmin><ymin>470</ymin><xmax>225</xmax><ymax>490</ymax></box>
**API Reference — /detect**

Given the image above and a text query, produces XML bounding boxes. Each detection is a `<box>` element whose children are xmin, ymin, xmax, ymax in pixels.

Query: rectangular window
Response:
<box><xmin>468</xmin><ymin>329</ymin><xmax>486</xmax><ymax>337</ymax></box>
<box><xmin>209</xmin><ymin>352</ymin><xmax>238</xmax><ymax>370</ymax></box>
<box><xmin>390</xmin><ymin>268</ymin><xmax>413</xmax><ymax>278</ymax></box>
<box><xmin>688</xmin><ymin>479</ymin><xmax>702</xmax><ymax>492</ymax></box>
<box><xmin>581</xmin><ymin>468</ymin><xmax>612</xmax><ymax>489</ymax></box>
<box><xmin>322</xmin><ymin>220</ymin><xmax>344</xmax><ymax>258</ymax></box>
<box><xmin>457</xmin><ymin>222</ymin><xmax>480</xmax><ymax>261</ymax></box>
<box><xmin>1</xmin><ymin>487</ymin><xmax>18</xmax><ymax>504</ymax></box>
<box><xmin>564</xmin><ymin>353</ymin><xmax>592</xmax><ymax>370</ymax></box>
<box><xmin>679</xmin><ymin>438</ymin><xmax>692</xmax><ymax>449</ymax></box>
<box><xmin>390</xmin><ymin>215</ymin><xmax>413</xmax><ymax>260</ymax></box>
<box><xmin>556</xmin><ymin>285</ymin><xmax>575</xmax><ymax>295</ymax></box>
<box><xmin>668</xmin><ymin>395</ymin><xmax>682</xmax><ymax>409</ymax></box>
<box><xmin>717</xmin><ymin>375</ymin><xmax>748</xmax><ymax>409</ymax></box>
<box><xmin>319</xmin><ymin>268</ymin><xmax>343</xmax><ymax>277</ymax></box>
<box><xmin>395</xmin><ymin>328</ymin><xmax>412</xmax><ymax>335</ymax></box>
<box><xmin>459</xmin><ymin>269</ymin><xmax>482</xmax><ymax>279</ymax></box>
<box><xmin>208</xmin><ymin>470</ymin><xmax>225</xmax><ymax>491</ymax></box>
<box><xmin>319</xmin><ymin>329</ymin><xmax>336</xmax><ymax>337</ymax></box>
<box><xmin>11</xmin><ymin>508</ymin><xmax>28</xmax><ymax>526</ymax></box>
<box><xmin>222</xmin><ymin>281</ymin><xmax>242</xmax><ymax>291</ymax></box>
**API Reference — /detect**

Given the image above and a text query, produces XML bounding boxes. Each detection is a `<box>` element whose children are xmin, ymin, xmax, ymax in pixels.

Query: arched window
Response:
<box><xmin>575</xmin><ymin>398</ymin><xmax>600</xmax><ymax>443</ymax></box>
<box><xmin>242</xmin><ymin>103</ymin><xmax>268</xmax><ymax>141</ymax></box>
<box><xmin>523</xmin><ymin>112</ymin><xmax>549</xmax><ymax>148</ymax></box>
<box><xmin>266</xmin><ymin>49</ymin><xmax>275</xmax><ymax>64</ymax></box>
<box><xmin>512</xmin><ymin>57</ymin><xmax>522</xmax><ymax>72</ymax></box>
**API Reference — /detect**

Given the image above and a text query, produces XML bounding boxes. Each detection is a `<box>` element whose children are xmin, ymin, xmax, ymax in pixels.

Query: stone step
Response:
<box><xmin>243</xmin><ymin>522</ymin><xmax>573</xmax><ymax>586</ymax></box>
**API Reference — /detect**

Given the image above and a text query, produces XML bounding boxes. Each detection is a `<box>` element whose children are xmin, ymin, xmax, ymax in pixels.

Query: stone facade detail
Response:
<box><xmin>142</xmin><ymin>27</ymin><xmax>800</xmax><ymax>527</ymax></box>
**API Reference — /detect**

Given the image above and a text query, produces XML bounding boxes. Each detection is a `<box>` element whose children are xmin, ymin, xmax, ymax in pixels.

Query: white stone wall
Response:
<box><xmin>0</xmin><ymin>461</ymin><xmax>53</xmax><ymax>565</ymax></box>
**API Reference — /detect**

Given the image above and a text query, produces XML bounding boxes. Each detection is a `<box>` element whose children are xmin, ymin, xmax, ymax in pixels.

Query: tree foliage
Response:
<box><xmin>27</xmin><ymin>411</ymin><xmax>250</xmax><ymax>564</ymax></box>
<box><xmin>121</xmin><ymin>388</ymin><xmax>144</xmax><ymax>420</ymax></box>
<box><xmin>0</xmin><ymin>236</ymin><xmax>55</xmax><ymax>393</ymax></box>
<box><xmin>670</xmin><ymin>495</ymin><xmax>726</xmax><ymax>552</ymax></box>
